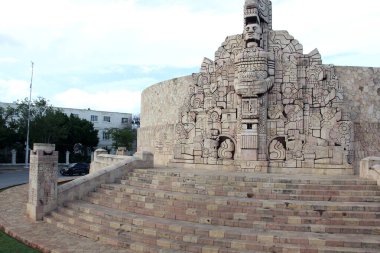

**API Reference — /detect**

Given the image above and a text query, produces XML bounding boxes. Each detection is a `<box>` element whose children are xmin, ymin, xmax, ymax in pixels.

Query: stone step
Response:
<box><xmin>83</xmin><ymin>188</ymin><xmax>380</xmax><ymax>227</ymax></box>
<box><xmin>126</xmin><ymin>172</ymin><xmax>379</xmax><ymax>189</ymax></box>
<box><xmin>47</xmin><ymin>168</ymin><xmax>380</xmax><ymax>252</ymax></box>
<box><xmin>49</xmin><ymin>200</ymin><xmax>380</xmax><ymax>252</ymax></box>
<box><xmin>98</xmin><ymin>183</ymin><xmax>380</xmax><ymax>213</ymax></box>
<box><xmin>47</xmin><ymin>207</ymin><xmax>265</xmax><ymax>253</ymax></box>
<box><xmin>86</xmin><ymin>187</ymin><xmax>380</xmax><ymax>234</ymax></box>
<box><xmin>121</xmin><ymin>178</ymin><xmax>380</xmax><ymax>201</ymax></box>
<box><xmin>44</xmin><ymin>216</ymin><xmax>134</xmax><ymax>253</ymax></box>
<box><xmin>124</xmin><ymin>171</ymin><xmax>380</xmax><ymax>193</ymax></box>
<box><xmin>128</xmin><ymin>169</ymin><xmax>378</xmax><ymax>186</ymax></box>
<box><xmin>45</xmin><ymin>213</ymin><xmax>187</xmax><ymax>253</ymax></box>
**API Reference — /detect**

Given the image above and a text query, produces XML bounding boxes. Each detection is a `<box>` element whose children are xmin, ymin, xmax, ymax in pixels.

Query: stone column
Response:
<box><xmin>65</xmin><ymin>151</ymin><xmax>70</xmax><ymax>165</ymax></box>
<box><xmin>26</xmin><ymin>143</ymin><xmax>58</xmax><ymax>221</ymax></box>
<box><xmin>11</xmin><ymin>149</ymin><xmax>16</xmax><ymax>165</ymax></box>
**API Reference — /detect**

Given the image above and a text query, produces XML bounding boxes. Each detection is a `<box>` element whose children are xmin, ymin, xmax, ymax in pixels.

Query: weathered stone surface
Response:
<box><xmin>26</xmin><ymin>143</ymin><xmax>58</xmax><ymax>221</ymax></box>
<box><xmin>138</xmin><ymin>0</ymin><xmax>379</xmax><ymax>175</ymax></box>
<box><xmin>138</xmin><ymin>76</ymin><xmax>193</xmax><ymax>167</ymax></box>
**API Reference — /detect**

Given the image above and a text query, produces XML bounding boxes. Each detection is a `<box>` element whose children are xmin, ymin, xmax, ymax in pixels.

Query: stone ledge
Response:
<box><xmin>360</xmin><ymin>157</ymin><xmax>380</xmax><ymax>186</ymax></box>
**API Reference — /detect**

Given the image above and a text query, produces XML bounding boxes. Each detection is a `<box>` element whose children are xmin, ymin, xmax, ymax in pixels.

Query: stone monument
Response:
<box><xmin>26</xmin><ymin>143</ymin><xmax>58</xmax><ymax>221</ymax></box>
<box><xmin>138</xmin><ymin>0</ymin><xmax>380</xmax><ymax>175</ymax></box>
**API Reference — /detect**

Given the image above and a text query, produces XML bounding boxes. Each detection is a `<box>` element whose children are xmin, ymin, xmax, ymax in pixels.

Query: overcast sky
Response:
<box><xmin>0</xmin><ymin>0</ymin><xmax>379</xmax><ymax>114</ymax></box>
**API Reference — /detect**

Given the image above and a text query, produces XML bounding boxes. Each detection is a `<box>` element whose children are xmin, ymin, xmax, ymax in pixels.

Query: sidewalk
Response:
<box><xmin>0</xmin><ymin>165</ymin><xmax>27</xmax><ymax>171</ymax></box>
<box><xmin>0</xmin><ymin>184</ymin><xmax>129</xmax><ymax>253</ymax></box>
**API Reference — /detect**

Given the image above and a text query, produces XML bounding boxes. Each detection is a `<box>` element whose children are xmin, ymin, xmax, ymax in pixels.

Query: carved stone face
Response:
<box><xmin>244</xmin><ymin>23</ymin><xmax>262</xmax><ymax>44</ymax></box>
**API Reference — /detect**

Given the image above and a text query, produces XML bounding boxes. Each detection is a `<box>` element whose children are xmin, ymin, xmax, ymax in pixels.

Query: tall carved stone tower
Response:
<box><xmin>172</xmin><ymin>0</ymin><xmax>353</xmax><ymax>174</ymax></box>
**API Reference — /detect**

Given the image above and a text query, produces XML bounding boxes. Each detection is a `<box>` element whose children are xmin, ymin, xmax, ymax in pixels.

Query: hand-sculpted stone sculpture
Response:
<box><xmin>136</xmin><ymin>0</ymin><xmax>380</xmax><ymax>174</ymax></box>
<box><xmin>170</xmin><ymin>0</ymin><xmax>355</xmax><ymax>173</ymax></box>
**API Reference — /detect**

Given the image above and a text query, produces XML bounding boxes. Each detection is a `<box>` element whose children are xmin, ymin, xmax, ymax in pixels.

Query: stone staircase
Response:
<box><xmin>45</xmin><ymin>168</ymin><xmax>380</xmax><ymax>253</ymax></box>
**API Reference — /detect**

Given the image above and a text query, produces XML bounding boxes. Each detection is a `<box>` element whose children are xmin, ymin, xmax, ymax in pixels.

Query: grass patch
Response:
<box><xmin>0</xmin><ymin>230</ymin><xmax>40</xmax><ymax>253</ymax></box>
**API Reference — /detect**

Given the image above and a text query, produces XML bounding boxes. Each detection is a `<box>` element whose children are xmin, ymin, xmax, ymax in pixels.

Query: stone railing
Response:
<box><xmin>26</xmin><ymin>143</ymin><xmax>153</xmax><ymax>221</ymax></box>
<box><xmin>360</xmin><ymin>157</ymin><xmax>380</xmax><ymax>186</ymax></box>
<box><xmin>58</xmin><ymin>151</ymin><xmax>153</xmax><ymax>206</ymax></box>
<box><xmin>89</xmin><ymin>148</ymin><xmax>135</xmax><ymax>173</ymax></box>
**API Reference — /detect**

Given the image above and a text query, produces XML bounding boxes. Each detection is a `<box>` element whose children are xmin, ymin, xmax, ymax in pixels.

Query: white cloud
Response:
<box><xmin>0</xmin><ymin>0</ymin><xmax>379</xmax><ymax>113</ymax></box>
<box><xmin>52</xmin><ymin>88</ymin><xmax>142</xmax><ymax>114</ymax></box>
<box><xmin>0</xmin><ymin>79</ymin><xmax>30</xmax><ymax>102</ymax></box>
<box><xmin>0</xmin><ymin>57</ymin><xmax>19</xmax><ymax>63</ymax></box>
<box><xmin>272</xmin><ymin>0</ymin><xmax>380</xmax><ymax>65</ymax></box>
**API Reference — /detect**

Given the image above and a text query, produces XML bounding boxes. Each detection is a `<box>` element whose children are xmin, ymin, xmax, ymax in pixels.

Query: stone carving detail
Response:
<box><xmin>218</xmin><ymin>139</ymin><xmax>235</xmax><ymax>160</ymax></box>
<box><xmin>173</xmin><ymin>0</ymin><xmax>354</xmax><ymax>172</ymax></box>
<box><xmin>269</xmin><ymin>138</ymin><xmax>286</xmax><ymax>160</ymax></box>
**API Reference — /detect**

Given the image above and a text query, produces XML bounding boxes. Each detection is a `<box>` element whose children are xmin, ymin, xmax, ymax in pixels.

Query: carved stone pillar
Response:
<box><xmin>26</xmin><ymin>143</ymin><xmax>58</xmax><ymax>221</ymax></box>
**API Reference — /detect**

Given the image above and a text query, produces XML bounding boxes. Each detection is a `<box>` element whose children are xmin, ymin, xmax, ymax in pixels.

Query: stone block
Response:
<box><xmin>27</xmin><ymin>143</ymin><xmax>58</xmax><ymax>221</ymax></box>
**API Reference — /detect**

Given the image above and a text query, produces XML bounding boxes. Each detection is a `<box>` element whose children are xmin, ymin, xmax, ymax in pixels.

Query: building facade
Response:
<box><xmin>0</xmin><ymin>102</ymin><xmax>132</xmax><ymax>149</ymax></box>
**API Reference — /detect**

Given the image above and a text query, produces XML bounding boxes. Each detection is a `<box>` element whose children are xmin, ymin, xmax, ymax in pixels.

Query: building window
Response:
<box><xmin>122</xmin><ymin>118</ymin><xmax>129</xmax><ymax>123</ymax></box>
<box><xmin>103</xmin><ymin>131</ymin><xmax>110</xmax><ymax>140</ymax></box>
<box><xmin>72</xmin><ymin>114</ymin><xmax>79</xmax><ymax>118</ymax></box>
<box><xmin>91</xmin><ymin>115</ymin><xmax>98</xmax><ymax>122</ymax></box>
<box><xmin>103</xmin><ymin>116</ymin><xmax>111</xmax><ymax>122</ymax></box>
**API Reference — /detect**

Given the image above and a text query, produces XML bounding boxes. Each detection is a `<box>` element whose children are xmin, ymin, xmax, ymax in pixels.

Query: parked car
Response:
<box><xmin>60</xmin><ymin>163</ymin><xmax>89</xmax><ymax>176</ymax></box>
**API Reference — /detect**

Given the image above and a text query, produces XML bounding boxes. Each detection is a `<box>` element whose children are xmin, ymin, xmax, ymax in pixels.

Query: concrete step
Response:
<box><xmin>125</xmin><ymin>172</ymin><xmax>379</xmax><ymax>190</ymax></box>
<box><xmin>45</xmin><ymin>213</ymin><xmax>185</xmax><ymax>253</ymax></box>
<box><xmin>98</xmin><ymin>183</ymin><xmax>380</xmax><ymax>212</ymax></box>
<box><xmin>121</xmin><ymin>178</ymin><xmax>380</xmax><ymax>202</ymax></box>
<box><xmin>46</xmin><ymin>200</ymin><xmax>380</xmax><ymax>252</ymax></box>
<box><xmin>127</xmin><ymin>169</ymin><xmax>378</xmax><ymax>186</ymax></box>
<box><xmin>47</xmin><ymin>167</ymin><xmax>380</xmax><ymax>252</ymax></box>
<box><xmin>87</xmin><ymin>186</ymin><xmax>380</xmax><ymax>234</ymax></box>
<box><xmin>47</xmin><ymin>206</ymin><xmax>265</xmax><ymax>253</ymax></box>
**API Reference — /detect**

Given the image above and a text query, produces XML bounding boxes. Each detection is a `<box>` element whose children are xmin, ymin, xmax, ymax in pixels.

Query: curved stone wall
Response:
<box><xmin>336</xmin><ymin>66</ymin><xmax>380</xmax><ymax>123</ymax></box>
<box><xmin>138</xmin><ymin>67</ymin><xmax>380</xmax><ymax>173</ymax></box>
<box><xmin>138</xmin><ymin>75</ymin><xmax>193</xmax><ymax>166</ymax></box>
<box><xmin>336</xmin><ymin>66</ymin><xmax>380</xmax><ymax>172</ymax></box>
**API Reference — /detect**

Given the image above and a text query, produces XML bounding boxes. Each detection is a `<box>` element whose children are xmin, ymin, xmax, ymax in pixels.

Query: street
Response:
<box><xmin>0</xmin><ymin>166</ymin><xmax>75</xmax><ymax>189</ymax></box>
<box><xmin>0</xmin><ymin>168</ymin><xmax>29</xmax><ymax>189</ymax></box>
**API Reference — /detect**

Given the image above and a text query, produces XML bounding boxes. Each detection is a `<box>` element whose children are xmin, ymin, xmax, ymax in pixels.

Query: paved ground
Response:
<box><xmin>0</xmin><ymin>184</ymin><xmax>130</xmax><ymax>253</ymax></box>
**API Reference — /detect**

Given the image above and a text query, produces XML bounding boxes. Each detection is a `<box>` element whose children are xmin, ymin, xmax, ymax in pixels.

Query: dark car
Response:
<box><xmin>60</xmin><ymin>163</ymin><xmax>89</xmax><ymax>176</ymax></box>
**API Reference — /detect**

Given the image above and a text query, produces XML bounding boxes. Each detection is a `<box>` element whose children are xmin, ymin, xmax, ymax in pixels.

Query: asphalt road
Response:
<box><xmin>0</xmin><ymin>168</ymin><xmax>29</xmax><ymax>189</ymax></box>
<box><xmin>0</xmin><ymin>166</ymin><xmax>74</xmax><ymax>189</ymax></box>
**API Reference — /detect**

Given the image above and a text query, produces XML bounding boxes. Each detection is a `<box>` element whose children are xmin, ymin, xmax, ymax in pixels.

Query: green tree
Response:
<box><xmin>10</xmin><ymin>98</ymin><xmax>99</xmax><ymax>162</ymax></box>
<box><xmin>0</xmin><ymin>106</ymin><xmax>17</xmax><ymax>149</ymax></box>
<box><xmin>65</xmin><ymin>114</ymin><xmax>99</xmax><ymax>150</ymax></box>
<box><xmin>108</xmin><ymin>127</ymin><xmax>136</xmax><ymax>150</ymax></box>
<box><xmin>12</xmin><ymin>97</ymin><xmax>68</xmax><ymax>145</ymax></box>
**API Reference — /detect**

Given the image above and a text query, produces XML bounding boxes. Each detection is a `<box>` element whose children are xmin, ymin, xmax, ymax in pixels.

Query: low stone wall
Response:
<box><xmin>57</xmin><ymin>151</ymin><xmax>153</xmax><ymax>206</ymax></box>
<box><xmin>90</xmin><ymin>148</ymin><xmax>135</xmax><ymax>173</ymax></box>
<box><xmin>360</xmin><ymin>157</ymin><xmax>380</xmax><ymax>186</ymax></box>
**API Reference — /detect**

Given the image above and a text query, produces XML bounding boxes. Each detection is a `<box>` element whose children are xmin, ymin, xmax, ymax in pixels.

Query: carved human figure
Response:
<box><xmin>235</xmin><ymin>4</ymin><xmax>275</xmax><ymax>163</ymax></box>
<box><xmin>234</xmin><ymin>22</ymin><xmax>274</xmax><ymax>96</ymax></box>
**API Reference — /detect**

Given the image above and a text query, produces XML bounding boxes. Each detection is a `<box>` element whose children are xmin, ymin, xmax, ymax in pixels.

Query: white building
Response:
<box><xmin>0</xmin><ymin>102</ymin><xmax>132</xmax><ymax>149</ymax></box>
<box><xmin>59</xmin><ymin>107</ymin><xmax>132</xmax><ymax>148</ymax></box>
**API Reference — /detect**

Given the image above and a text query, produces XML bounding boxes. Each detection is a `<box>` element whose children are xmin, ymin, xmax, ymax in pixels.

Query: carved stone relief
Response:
<box><xmin>173</xmin><ymin>0</ymin><xmax>354</xmax><ymax>171</ymax></box>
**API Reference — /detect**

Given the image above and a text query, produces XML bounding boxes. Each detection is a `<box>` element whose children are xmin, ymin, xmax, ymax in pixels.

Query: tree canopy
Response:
<box><xmin>108</xmin><ymin>127</ymin><xmax>136</xmax><ymax>150</ymax></box>
<box><xmin>2</xmin><ymin>98</ymin><xmax>99</xmax><ymax>162</ymax></box>
<box><xmin>0</xmin><ymin>106</ymin><xmax>17</xmax><ymax>149</ymax></box>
